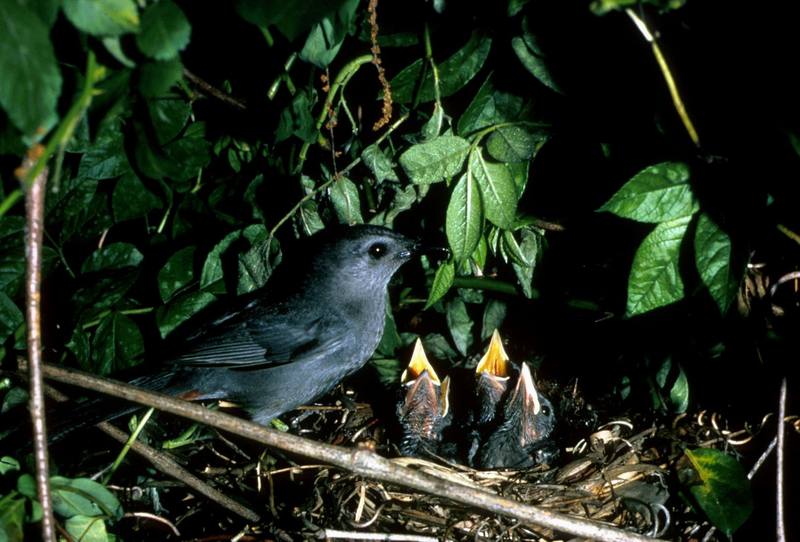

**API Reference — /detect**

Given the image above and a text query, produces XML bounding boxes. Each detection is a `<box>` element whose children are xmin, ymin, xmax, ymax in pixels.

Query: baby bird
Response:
<box><xmin>396</xmin><ymin>339</ymin><xmax>451</xmax><ymax>457</ymax></box>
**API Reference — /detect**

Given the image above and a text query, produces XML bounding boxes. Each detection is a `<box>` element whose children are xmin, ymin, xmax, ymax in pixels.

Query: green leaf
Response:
<box><xmin>329</xmin><ymin>177</ymin><xmax>363</xmax><ymax>224</ymax></box>
<box><xmin>469</xmin><ymin>148</ymin><xmax>518</xmax><ymax>228</ymax></box>
<box><xmin>66</xmin><ymin>326</ymin><xmax>91</xmax><ymax>370</ymax></box>
<box><xmin>446</xmin><ymin>173</ymin><xmax>482</xmax><ymax>262</ymax></box>
<box><xmin>654</xmin><ymin>357</ymin><xmax>689</xmax><ymax>413</ymax></box>
<box><xmin>51</xmin><ymin>477</ymin><xmax>123</xmax><ymax>520</ymax></box>
<box><xmin>446</xmin><ymin>298</ymin><xmax>473</xmax><ymax>357</ymax></box>
<box><xmin>458</xmin><ymin>76</ymin><xmax>525</xmax><ymax>137</ymax></box>
<box><xmin>421</xmin><ymin>103</ymin><xmax>445</xmax><ymax>141</ymax></box>
<box><xmin>392</xmin><ymin>32</ymin><xmax>492</xmax><ymax>104</ymax></box>
<box><xmin>0</xmin><ymin>292</ymin><xmax>23</xmax><ymax>344</ymax></box>
<box><xmin>237</xmin><ymin>226</ymin><xmax>279</xmax><ymax>294</ymax></box>
<box><xmin>16</xmin><ymin>474</ymin><xmax>36</xmax><ymax>499</ymax></box>
<box><xmin>382</xmin><ymin>185</ymin><xmax>417</xmax><ymax>227</ymax></box>
<box><xmin>297</xmin><ymin>200</ymin><xmax>326</xmax><ymax>236</ymax></box>
<box><xmin>147</xmin><ymin>95</ymin><xmax>191</xmax><ymax>144</ymax></box>
<box><xmin>421</xmin><ymin>332</ymin><xmax>459</xmax><ymax>361</ymax></box>
<box><xmin>64</xmin><ymin>515</ymin><xmax>109</xmax><ymax>542</ymax></box>
<box><xmin>102</xmin><ymin>36</ymin><xmax>136</xmax><ymax>68</ymax></box>
<box><xmin>481</xmin><ymin>299</ymin><xmax>507</xmax><ymax>340</ymax></box>
<box><xmin>486</xmin><ymin>126</ymin><xmax>546</xmax><ymax>163</ymax></box>
<box><xmin>46</xmin><ymin>177</ymin><xmax>99</xmax><ymax>242</ymax></box>
<box><xmin>599</xmin><ymin>162</ymin><xmax>697</xmax><ymax>223</ymax></box>
<box><xmin>298</xmin><ymin>0</ymin><xmax>359</xmax><ymax>68</ymax></box>
<box><xmin>511</xmin><ymin>22</ymin><xmax>561</xmax><ymax>93</ymax></box>
<box><xmin>162</xmin><ymin>135</ymin><xmax>211</xmax><ymax>182</ymax></box>
<box><xmin>275</xmin><ymin>89</ymin><xmax>318</xmax><ymax>143</ymax></box>
<box><xmin>695</xmin><ymin>213</ymin><xmax>738</xmax><ymax>313</ymax></box>
<box><xmin>72</xmin><ymin>273</ymin><xmax>139</xmax><ymax>324</ymax></box>
<box><xmin>0</xmin><ymin>492</ymin><xmax>25</xmax><ymax>542</ymax></box>
<box><xmin>682</xmin><ymin>448</ymin><xmax>753</xmax><ymax>536</ymax></box>
<box><xmin>627</xmin><ymin>215</ymin><xmax>691</xmax><ymax>316</ymax></box>
<box><xmin>501</xmin><ymin>229</ymin><xmax>530</xmax><ymax>266</ymax></box>
<box><xmin>426</xmin><ymin>260</ymin><xmax>455</xmax><ymax>309</ymax></box>
<box><xmin>362</xmin><ymin>144</ymin><xmax>399</xmax><ymax>183</ymax></box>
<box><xmin>81</xmin><ymin>242</ymin><xmax>143</xmax><ymax>273</ymax></box>
<box><xmin>139</xmin><ymin>58</ymin><xmax>184</xmax><ymax>97</ymax></box>
<box><xmin>370</xmin><ymin>357</ymin><xmax>402</xmax><ymax>386</ymax></box>
<box><xmin>136</xmin><ymin>0</ymin><xmax>190</xmax><ymax>60</ymax></box>
<box><xmin>158</xmin><ymin>246</ymin><xmax>196</xmax><ymax>302</ymax></box>
<box><xmin>235</xmin><ymin>0</ymin><xmax>352</xmax><ymax>41</ymax></box>
<box><xmin>77</xmin><ymin>123</ymin><xmax>131</xmax><ymax>180</ymax></box>
<box><xmin>0</xmin><ymin>1</ymin><xmax>62</xmax><ymax>134</ymax></box>
<box><xmin>200</xmin><ymin>229</ymin><xmax>249</xmax><ymax>292</ymax></box>
<box><xmin>511</xmin><ymin>227</ymin><xmax>542</xmax><ymax>298</ymax></box>
<box><xmin>112</xmin><ymin>172</ymin><xmax>162</xmax><ymax>222</ymax></box>
<box><xmin>0</xmin><ymin>456</ymin><xmax>20</xmax><ymax>475</ymax></box>
<box><xmin>28</xmin><ymin>0</ymin><xmax>61</xmax><ymax>27</ymax></box>
<box><xmin>156</xmin><ymin>290</ymin><xmax>216</xmax><ymax>338</ymax></box>
<box><xmin>508</xmin><ymin>0</ymin><xmax>531</xmax><ymax>16</ymax></box>
<box><xmin>62</xmin><ymin>0</ymin><xmax>140</xmax><ymax>36</ymax></box>
<box><xmin>399</xmin><ymin>135</ymin><xmax>469</xmax><ymax>184</ymax></box>
<box><xmin>90</xmin><ymin>313</ymin><xmax>144</xmax><ymax>374</ymax></box>
<box><xmin>507</xmin><ymin>161</ymin><xmax>530</xmax><ymax>197</ymax></box>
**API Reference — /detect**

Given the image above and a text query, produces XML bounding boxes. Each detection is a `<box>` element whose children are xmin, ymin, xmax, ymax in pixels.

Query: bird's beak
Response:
<box><xmin>476</xmin><ymin>329</ymin><xmax>510</xmax><ymax>378</ymax></box>
<box><xmin>507</xmin><ymin>363</ymin><xmax>543</xmax><ymax>446</ymax></box>
<box><xmin>401</xmin><ymin>339</ymin><xmax>441</xmax><ymax>384</ymax></box>
<box><xmin>439</xmin><ymin>376</ymin><xmax>451</xmax><ymax>417</ymax></box>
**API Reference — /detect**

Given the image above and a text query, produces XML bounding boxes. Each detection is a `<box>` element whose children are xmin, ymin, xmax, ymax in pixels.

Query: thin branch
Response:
<box><xmin>19</xmin><ymin>148</ymin><xmax>56</xmax><ymax>542</ymax></box>
<box><xmin>183</xmin><ymin>68</ymin><xmax>247</xmax><ymax>110</ymax></box>
<box><xmin>41</xmin><ymin>364</ymin><xmax>661</xmax><ymax>542</ymax></box>
<box><xmin>625</xmin><ymin>9</ymin><xmax>700</xmax><ymax>147</ymax></box>
<box><xmin>777</xmin><ymin>378</ymin><xmax>787</xmax><ymax>542</ymax></box>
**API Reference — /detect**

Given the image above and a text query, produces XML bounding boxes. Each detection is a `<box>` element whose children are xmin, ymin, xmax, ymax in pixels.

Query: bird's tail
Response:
<box><xmin>0</xmin><ymin>369</ymin><xmax>176</xmax><ymax>453</ymax></box>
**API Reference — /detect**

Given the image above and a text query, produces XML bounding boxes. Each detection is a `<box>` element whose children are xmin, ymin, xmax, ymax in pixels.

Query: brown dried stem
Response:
<box><xmin>18</xmin><ymin>146</ymin><xmax>56</xmax><ymax>542</ymax></box>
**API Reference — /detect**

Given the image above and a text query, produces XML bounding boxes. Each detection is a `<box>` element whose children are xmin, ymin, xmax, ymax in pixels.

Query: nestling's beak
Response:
<box><xmin>476</xmin><ymin>329</ymin><xmax>510</xmax><ymax>378</ymax></box>
<box><xmin>506</xmin><ymin>362</ymin><xmax>544</xmax><ymax>446</ymax></box>
<box><xmin>401</xmin><ymin>339</ymin><xmax>441</xmax><ymax>384</ymax></box>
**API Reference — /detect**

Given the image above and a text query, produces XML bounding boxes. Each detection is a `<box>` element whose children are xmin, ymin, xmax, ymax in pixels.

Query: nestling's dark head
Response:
<box><xmin>477</xmin><ymin>362</ymin><xmax>557</xmax><ymax>469</ymax></box>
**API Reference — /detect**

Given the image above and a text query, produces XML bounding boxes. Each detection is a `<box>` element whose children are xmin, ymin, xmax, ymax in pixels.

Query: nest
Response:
<box><xmin>69</xmin><ymin>385</ymin><xmax>785</xmax><ymax>541</ymax></box>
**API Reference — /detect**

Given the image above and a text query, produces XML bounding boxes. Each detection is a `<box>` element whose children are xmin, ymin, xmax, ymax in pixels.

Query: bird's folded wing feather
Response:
<box><xmin>172</xmin><ymin>303</ymin><xmax>343</xmax><ymax>370</ymax></box>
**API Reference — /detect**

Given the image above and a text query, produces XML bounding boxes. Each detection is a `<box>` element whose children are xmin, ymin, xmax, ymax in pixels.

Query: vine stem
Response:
<box><xmin>23</xmin><ymin>154</ymin><xmax>55</xmax><ymax>542</ymax></box>
<box><xmin>296</xmin><ymin>54</ymin><xmax>374</xmax><ymax>173</ymax></box>
<box><xmin>14</xmin><ymin>52</ymin><xmax>101</xmax><ymax>542</ymax></box>
<box><xmin>625</xmin><ymin>9</ymin><xmax>700</xmax><ymax>147</ymax></box>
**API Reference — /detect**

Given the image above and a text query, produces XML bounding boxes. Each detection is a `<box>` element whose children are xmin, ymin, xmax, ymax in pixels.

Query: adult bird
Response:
<box><xmin>36</xmin><ymin>224</ymin><xmax>419</xmax><ymax>442</ymax></box>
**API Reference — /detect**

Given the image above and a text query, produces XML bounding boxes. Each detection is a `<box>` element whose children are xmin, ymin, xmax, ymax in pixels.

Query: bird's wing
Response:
<box><xmin>172</xmin><ymin>302</ymin><xmax>343</xmax><ymax>370</ymax></box>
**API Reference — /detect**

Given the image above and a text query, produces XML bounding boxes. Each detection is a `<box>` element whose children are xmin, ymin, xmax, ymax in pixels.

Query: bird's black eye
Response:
<box><xmin>541</xmin><ymin>405</ymin><xmax>551</xmax><ymax>417</ymax></box>
<box><xmin>369</xmin><ymin>242</ymin><xmax>388</xmax><ymax>259</ymax></box>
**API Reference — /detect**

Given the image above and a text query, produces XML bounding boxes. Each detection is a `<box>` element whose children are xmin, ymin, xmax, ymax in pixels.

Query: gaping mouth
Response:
<box><xmin>475</xmin><ymin>329</ymin><xmax>510</xmax><ymax>378</ymax></box>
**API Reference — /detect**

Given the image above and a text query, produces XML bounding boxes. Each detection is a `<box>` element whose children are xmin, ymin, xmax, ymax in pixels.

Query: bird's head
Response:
<box><xmin>310</xmin><ymin>225</ymin><xmax>419</xmax><ymax>295</ymax></box>
<box><xmin>504</xmin><ymin>362</ymin><xmax>555</xmax><ymax>447</ymax></box>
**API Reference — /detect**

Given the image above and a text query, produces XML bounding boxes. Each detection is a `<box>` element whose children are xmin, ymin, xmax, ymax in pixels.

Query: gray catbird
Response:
<box><xmin>32</xmin><ymin>224</ymin><xmax>419</xmax><ymax>442</ymax></box>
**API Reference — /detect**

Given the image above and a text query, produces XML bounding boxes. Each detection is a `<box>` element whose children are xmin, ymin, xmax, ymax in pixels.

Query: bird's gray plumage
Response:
<box><xmin>33</xmin><ymin>225</ymin><xmax>418</xmax><ymax>441</ymax></box>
